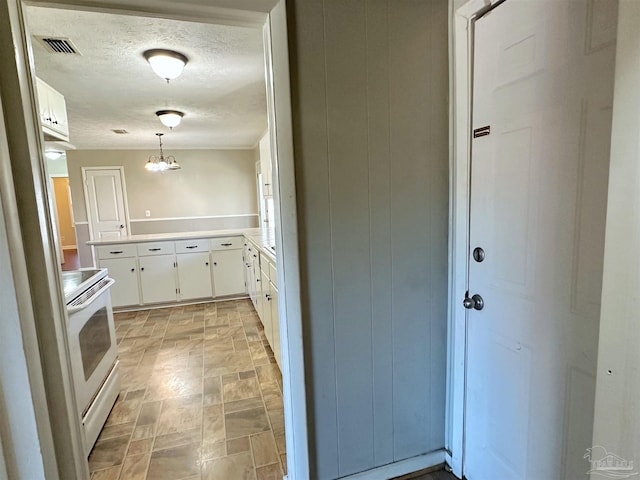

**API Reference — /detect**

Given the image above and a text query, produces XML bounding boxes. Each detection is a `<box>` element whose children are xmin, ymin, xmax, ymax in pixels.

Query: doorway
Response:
<box><xmin>82</xmin><ymin>167</ymin><xmax>130</xmax><ymax>242</ymax></box>
<box><xmin>1</xmin><ymin>1</ymin><xmax>305</xmax><ymax>478</ymax></box>
<box><xmin>461</xmin><ymin>0</ymin><xmax>617</xmax><ymax>478</ymax></box>
<box><xmin>51</xmin><ymin>176</ymin><xmax>80</xmax><ymax>270</ymax></box>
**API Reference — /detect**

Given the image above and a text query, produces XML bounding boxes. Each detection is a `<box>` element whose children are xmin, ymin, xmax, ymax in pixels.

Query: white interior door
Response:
<box><xmin>83</xmin><ymin>168</ymin><xmax>129</xmax><ymax>240</ymax></box>
<box><xmin>464</xmin><ymin>0</ymin><xmax>617</xmax><ymax>479</ymax></box>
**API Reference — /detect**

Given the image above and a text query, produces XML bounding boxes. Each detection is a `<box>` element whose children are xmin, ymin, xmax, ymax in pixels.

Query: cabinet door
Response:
<box><xmin>99</xmin><ymin>257</ymin><xmax>140</xmax><ymax>307</ymax></box>
<box><xmin>47</xmin><ymin>87</ymin><xmax>69</xmax><ymax>137</ymax></box>
<box><xmin>270</xmin><ymin>283</ymin><xmax>281</xmax><ymax>370</ymax></box>
<box><xmin>211</xmin><ymin>249</ymin><xmax>245</xmax><ymax>297</ymax></box>
<box><xmin>260</xmin><ymin>268</ymin><xmax>272</xmax><ymax>345</ymax></box>
<box><xmin>177</xmin><ymin>252</ymin><xmax>213</xmax><ymax>300</ymax></box>
<box><xmin>139</xmin><ymin>255</ymin><xmax>177</xmax><ymax>304</ymax></box>
<box><xmin>251</xmin><ymin>251</ymin><xmax>260</xmax><ymax>308</ymax></box>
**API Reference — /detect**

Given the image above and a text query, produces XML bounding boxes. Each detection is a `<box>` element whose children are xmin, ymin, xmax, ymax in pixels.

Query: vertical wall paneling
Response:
<box><xmin>366</xmin><ymin>0</ymin><xmax>394</xmax><ymax>468</ymax></box>
<box><xmin>289</xmin><ymin>0</ymin><xmax>449</xmax><ymax>477</ymax></box>
<box><xmin>289</xmin><ymin>0</ymin><xmax>339</xmax><ymax>477</ymax></box>
<box><xmin>325</xmin><ymin>0</ymin><xmax>375</xmax><ymax>475</ymax></box>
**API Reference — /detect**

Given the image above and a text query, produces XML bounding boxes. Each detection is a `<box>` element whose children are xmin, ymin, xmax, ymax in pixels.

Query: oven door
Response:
<box><xmin>67</xmin><ymin>278</ymin><xmax>118</xmax><ymax>416</ymax></box>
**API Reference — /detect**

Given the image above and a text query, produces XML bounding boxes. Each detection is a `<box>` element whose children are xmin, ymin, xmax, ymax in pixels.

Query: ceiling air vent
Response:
<box><xmin>34</xmin><ymin>36</ymin><xmax>80</xmax><ymax>55</ymax></box>
<box><xmin>111</xmin><ymin>129</ymin><xmax>128</xmax><ymax>135</ymax></box>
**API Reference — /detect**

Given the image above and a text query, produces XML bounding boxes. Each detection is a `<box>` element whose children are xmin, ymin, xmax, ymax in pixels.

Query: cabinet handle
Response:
<box><xmin>186</xmin><ymin>245</ymin><xmax>198</xmax><ymax>249</ymax></box>
<box><xmin>213</xmin><ymin>262</ymin><xmax>217</xmax><ymax>266</ymax></box>
<box><xmin>110</xmin><ymin>250</ymin><xmax>123</xmax><ymax>254</ymax></box>
<box><xmin>148</xmin><ymin>248</ymin><xmax>161</xmax><ymax>251</ymax></box>
<box><xmin>266</xmin><ymin>294</ymin><xmax>272</xmax><ymax>301</ymax></box>
<box><xmin>205</xmin><ymin>262</ymin><xmax>209</xmax><ymax>266</ymax></box>
<box><xmin>131</xmin><ymin>268</ymin><xmax>135</xmax><ymax>272</ymax></box>
<box><xmin>256</xmin><ymin>278</ymin><xmax>260</xmax><ymax>282</ymax></box>
<box><xmin>141</xmin><ymin>267</ymin><xmax>145</xmax><ymax>271</ymax></box>
<box><xmin>221</xmin><ymin>243</ymin><xmax>233</xmax><ymax>247</ymax></box>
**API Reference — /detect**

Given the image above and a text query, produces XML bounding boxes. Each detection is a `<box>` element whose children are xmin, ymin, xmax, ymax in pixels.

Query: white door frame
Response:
<box><xmin>8</xmin><ymin>0</ymin><xmax>308</xmax><ymax>479</ymax></box>
<box><xmin>447</xmin><ymin>0</ymin><xmax>506</xmax><ymax>477</ymax></box>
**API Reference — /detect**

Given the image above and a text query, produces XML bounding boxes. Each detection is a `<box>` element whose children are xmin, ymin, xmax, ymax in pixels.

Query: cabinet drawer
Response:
<box><xmin>96</xmin><ymin>244</ymin><xmax>137</xmax><ymax>259</ymax></box>
<box><xmin>175</xmin><ymin>239</ymin><xmax>209</xmax><ymax>254</ymax></box>
<box><xmin>137</xmin><ymin>241</ymin><xmax>175</xmax><ymax>256</ymax></box>
<box><xmin>210</xmin><ymin>236</ymin><xmax>242</xmax><ymax>251</ymax></box>
<box><xmin>269</xmin><ymin>263</ymin><xmax>277</xmax><ymax>288</ymax></box>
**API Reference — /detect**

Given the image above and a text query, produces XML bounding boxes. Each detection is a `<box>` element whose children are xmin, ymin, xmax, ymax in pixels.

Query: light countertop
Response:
<box><xmin>87</xmin><ymin>227</ymin><xmax>278</xmax><ymax>260</ymax></box>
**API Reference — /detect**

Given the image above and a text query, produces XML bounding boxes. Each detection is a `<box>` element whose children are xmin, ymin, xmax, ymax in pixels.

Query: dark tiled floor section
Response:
<box><xmin>89</xmin><ymin>299</ymin><xmax>286</xmax><ymax>480</ymax></box>
<box><xmin>393</xmin><ymin>468</ymin><xmax>458</xmax><ymax>480</ymax></box>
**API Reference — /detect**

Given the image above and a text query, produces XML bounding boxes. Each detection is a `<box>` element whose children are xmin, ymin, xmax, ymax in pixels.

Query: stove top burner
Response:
<box><xmin>61</xmin><ymin>268</ymin><xmax>107</xmax><ymax>303</ymax></box>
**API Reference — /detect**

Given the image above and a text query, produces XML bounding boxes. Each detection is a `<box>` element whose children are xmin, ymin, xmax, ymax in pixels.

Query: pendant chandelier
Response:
<box><xmin>145</xmin><ymin>133</ymin><xmax>181</xmax><ymax>172</ymax></box>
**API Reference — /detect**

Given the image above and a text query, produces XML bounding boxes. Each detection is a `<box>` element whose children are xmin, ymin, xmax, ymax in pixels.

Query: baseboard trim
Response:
<box><xmin>112</xmin><ymin>295</ymin><xmax>250</xmax><ymax>313</ymax></box>
<box><xmin>338</xmin><ymin>450</ymin><xmax>447</xmax><ymax>480</ymax></box>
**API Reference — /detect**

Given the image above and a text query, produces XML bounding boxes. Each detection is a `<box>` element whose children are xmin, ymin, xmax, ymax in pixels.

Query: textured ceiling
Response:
<box><xmin>25</xmin><ymin>6</ymin><xmax>268</xmax><ymax>149</ymax></box>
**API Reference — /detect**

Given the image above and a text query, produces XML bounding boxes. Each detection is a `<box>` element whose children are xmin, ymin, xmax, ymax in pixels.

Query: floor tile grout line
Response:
<box><xmin>241</xmin><ymin>301</ymin><xmax>284</xmax><ymax>476</ymax></box>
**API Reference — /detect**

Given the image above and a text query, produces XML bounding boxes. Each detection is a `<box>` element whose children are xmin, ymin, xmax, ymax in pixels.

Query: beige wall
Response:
<box><xmin>67</xmin><ymin>148</ymin><xmax>259</xmax><ymax>227</ymax></box>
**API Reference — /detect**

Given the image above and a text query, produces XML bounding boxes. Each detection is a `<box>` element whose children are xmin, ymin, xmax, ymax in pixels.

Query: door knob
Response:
<box><xmin>120</xmin><ymin>224</ymin><xmax>124</xmax><ymax>228</ymax></box>
<box><xmin>472</xmin><ymin>247</ymin><xmax>485</xmax><ymax>262</ymax></box>
<box><xmin>463</xmin><ymin>293</ymin><xmax>484</xmax><ymax>311</ymax></box>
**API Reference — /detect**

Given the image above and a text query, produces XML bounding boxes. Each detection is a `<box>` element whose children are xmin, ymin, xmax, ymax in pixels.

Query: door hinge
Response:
<box><xmin>473</xmin><ymin>125</ymin><xmax>490</xmax><ymax>138</ymax></box>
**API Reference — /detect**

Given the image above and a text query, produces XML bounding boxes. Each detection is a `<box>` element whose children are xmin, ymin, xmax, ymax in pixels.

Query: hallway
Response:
<box><xmin>88</xmin><ymin>300</ymin><xmax>286</xmax><ymax>480</ymax></box>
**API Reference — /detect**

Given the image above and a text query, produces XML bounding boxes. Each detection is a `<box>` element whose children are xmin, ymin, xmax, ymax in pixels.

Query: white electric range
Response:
<box><xmin>61</xmin><ymin>268</ymin><xmax>120</xmax><ymax>454</ymax></box>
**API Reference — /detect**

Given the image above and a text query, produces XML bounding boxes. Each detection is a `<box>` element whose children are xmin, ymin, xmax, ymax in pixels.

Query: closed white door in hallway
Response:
<box><xmin>464</xmin><ymin>0</ymin><xmax>617</xmax><ymax>478</ymax></box>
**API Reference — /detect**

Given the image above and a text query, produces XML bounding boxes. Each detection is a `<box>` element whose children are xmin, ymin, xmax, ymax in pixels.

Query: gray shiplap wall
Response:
<box><xmin>287</xmin><ymin>0</ymin><xmax>449</xmax><ymax>477</ymax></box>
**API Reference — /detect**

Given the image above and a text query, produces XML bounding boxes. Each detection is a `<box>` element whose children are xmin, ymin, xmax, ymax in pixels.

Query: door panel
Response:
<box><xmin>464</xmin><ymin>1</ymin><xmax>617</xmax><ymax>478</ymax></box>
<box><xmin>84</xmin><ymin>169</ymin><xmax>128</xmax><ymax>240</ymax></box>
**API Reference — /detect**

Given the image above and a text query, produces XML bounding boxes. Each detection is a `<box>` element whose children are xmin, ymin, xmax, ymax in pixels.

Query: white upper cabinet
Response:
<box><xmin>259</xmin><ymin>131</ymin><xmax>273</xmax><ymax>197</ymax></box>
<box><xmin>36</xmin><ymin>77</ymin><xmax>69</xmax><ymax>141</ymax></box>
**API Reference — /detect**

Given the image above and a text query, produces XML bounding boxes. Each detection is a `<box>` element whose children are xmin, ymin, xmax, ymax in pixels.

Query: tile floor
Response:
<box><xmin>89</xmin><ymin>299</ymin><xmax>286</xmax><ymax>480</ymax></box>
<box><xmin>393</xmin><ymin>469</ymin><xmax>457</xmax><ymax>480</ymax></box>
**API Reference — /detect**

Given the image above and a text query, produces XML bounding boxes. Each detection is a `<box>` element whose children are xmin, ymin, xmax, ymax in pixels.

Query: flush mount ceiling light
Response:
<box><xmin>156</xmin><ymin>110</ymin><xmax>184</xmax><ymax>129</ymax></box>
<box><xmin>143</xmin><ymin>49</ymin><xmax>188</xmax><ymax>83</ymax></box>
<box><xmin>45</xmin><ymin>150</ymin><xmax>64</xmax><ymax>161</ymax></box>
<box><xmin>145</xmin><ymin>133</ymin><xmax>181</xmax><ymax>172</ymax></box>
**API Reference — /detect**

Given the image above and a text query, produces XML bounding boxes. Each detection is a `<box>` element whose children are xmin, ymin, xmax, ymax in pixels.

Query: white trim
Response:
<box><xmin>129</xmin><ymin>213</ymin><xmax>258</xmax><ymax>222</ymax></box>
<box><xmin>48</xmin><ymin>173</ymin><xmax>68</xmax><ymax>178</ymax></box>
<box><xmin>74</xmin><ymin>221</ymin><xmax>88</xmax><ymax>225</ymax></box>
<box><xmin>266</xmin><ymin>2</ymin><xmax>310</xmax><ymax>478</ymax></box>
<box><xmin>448</xmin><ymin>1</ymin><xmax>506</xmax><ymax>478</ymax></box>
<box><xmin>338</xmin><ymin>451</ymin><xmax>446</xmax><ymax>480</ymax></box>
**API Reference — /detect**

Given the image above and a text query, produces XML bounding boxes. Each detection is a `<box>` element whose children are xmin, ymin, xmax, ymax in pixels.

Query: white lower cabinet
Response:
<box><xmin>139</xmin><ymin>255</ymin><xmax>177</xmax><ymax>304</ymax></box>
<box><xmin>99</xmin><ymin>257</ymin><xmax>141</xmax><ymax>307</ymax></box>
<box><xmin>270</xmin><ymin>282</ymin><xmax>281</xmax><ymax>369</ymax></box>
<box><xmin>260</xmin><ymin>266</ymin><xmax>273</xmax><ymax>345</ymax></box>
<box><xmin>97</xmin><ymin>235</ymin><xmax>246</xmax><ymax>307</ymax></box>
<box><xmin>176</xmin><ymin>252</ymin><xmax>213</xmax><ymax>300</ymax></box>
<box><xmin>211</xmin><ymin>249</ymin><xmax>246</xmax><ymax>297</ymax></box>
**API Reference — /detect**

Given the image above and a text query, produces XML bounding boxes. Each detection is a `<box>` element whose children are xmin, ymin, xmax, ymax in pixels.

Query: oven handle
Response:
<box><xmin>67</xmin><ymin>278</ymin><xmax>115</xmax><ymax>314</ymax></box>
